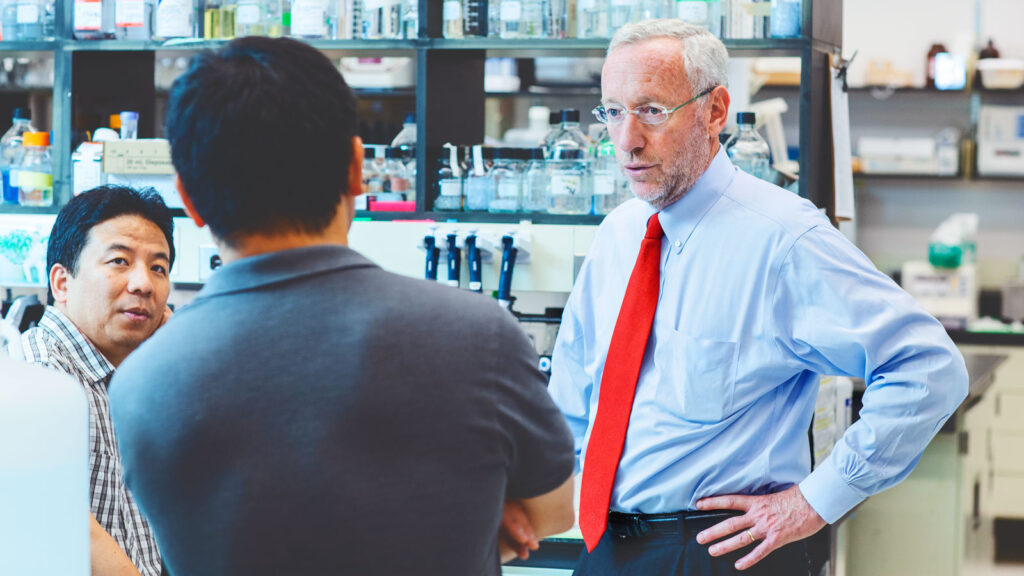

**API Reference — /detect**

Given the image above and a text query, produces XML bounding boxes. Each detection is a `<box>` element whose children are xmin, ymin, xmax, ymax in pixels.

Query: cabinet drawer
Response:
<box><xmin>992</xmin><ymin>474</ymin><xmax>1024</xmax><ymax>518</ymax></box>
<box><xmin>996</xmin><ymin>391</ymin><xmax>1024</xmax><ymax>426</ymax></box>
<box><xmin>992</xmin><ymin>430</ymin><xmax>1024</xmax><ymax>473</ymax></box>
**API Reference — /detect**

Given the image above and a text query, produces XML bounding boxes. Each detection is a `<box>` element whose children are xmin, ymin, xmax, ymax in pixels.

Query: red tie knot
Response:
<box><xmin>645</xmin><ymin>213</ymin><xmax>664</xmax><ymax>240</ymax></box>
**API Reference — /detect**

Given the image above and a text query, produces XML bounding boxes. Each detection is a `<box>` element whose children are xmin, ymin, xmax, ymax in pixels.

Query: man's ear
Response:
<box><xmin>347</xmin><ymin>136</ymin><xmax>365</xmax><ymax>198</ymax></box>
<box><xmin>50</xmin><ymin>263</ymin><xmax>71</xmax><ymax>305</ymax></box>
<box><xmin>175</xmin><ymin>174</ymin><xmax>206</xmax><ymax>228</ymax></box>
<box><xmin>707</xmin><ymin>85</ymin><xmax>731</xmax><ymax>141</ymax></box>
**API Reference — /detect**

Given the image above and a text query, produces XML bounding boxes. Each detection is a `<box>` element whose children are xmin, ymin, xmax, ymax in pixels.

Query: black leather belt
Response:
<box><xmin>607</xmin><ymin>510</ymin><xmax>740</xmax><ymax>539</ymax></box>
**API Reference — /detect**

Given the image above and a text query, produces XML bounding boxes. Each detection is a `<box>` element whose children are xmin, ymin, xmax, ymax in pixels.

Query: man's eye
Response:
<box><xmin>642</xmin><ymin>106</ymin><xmax>664</xmax><ymax>117</ymax></box>
<box><xmin>606</xmin><ymin>107</ymin><xmax>624</xmax><ymax>118</ymax></box>
<box><xmin>110</xmin><ymin>257</ymin><xmax>128</xmax><ymax>266</ymax></box>
<box><xmin>152</xmin><ymin>265</ymin><xmax>167</xmax><ymax>275</ymax></box>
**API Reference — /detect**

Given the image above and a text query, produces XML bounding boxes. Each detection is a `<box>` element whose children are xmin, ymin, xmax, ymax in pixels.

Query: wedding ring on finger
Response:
<box><xmin>746</xmin><ymin>529</ymin><xmax>757</xmax><ymax>543</ymax></box>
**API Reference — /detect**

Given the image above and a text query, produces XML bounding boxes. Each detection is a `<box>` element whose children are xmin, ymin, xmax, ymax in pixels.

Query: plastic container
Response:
<box><xmin>153</xmin><ymin>0</ymin><xmax>196</xmax><ymax>39</ymax></box>
<box><xmin>675</xmin><ymin>0</ymin><xmax>721</xmax><ymax>37</ymax></box>
<box><xmin>441</xmin><ymin>0</ymin><xmax>462</xmax><ymax>38</ymax></box>
<box><xmin>115</xmin><ymin>0</ymin><xmax>153</xmax><ymax>40</ymax></box>
<box><xmin>977</xmin><ymin>59</ymin><xmax>1024</xmax><ymax>90</ymax></box>
<box><xmin>769</xmin><ymin>0</ymin><xmax>800</xmax><ymax>38</ymax></box>
<box><xmin>74</xmin><ymin>0</ymin><xmax>115</xmax><ymax>39</ymax></box>
<box><xmin>382</xmin><ymin>146</ymin><xmax>411</xmax><ymax>200</ymax></box>
<box><xmin>17</xmin><ymin>131</ymin><xmax>53</xmax><ymax>208</ymax></box>
<box><xmin>577</xmin><ymin>0</ymin><xmax>609</xmax><ymax>38</ymax></box>
<box><xmin>592</xmin><ymin>130</ymin><xmax>625</xmax><ymax>215</ymax></box>
<box><xmin>0</xmin><ymin>108</ymin><xmax>33</xmax><ymax>206</ymax></box>
<box><xmin>523</xmin><ymin>148</ymin><xmax>548</xmax><ymax>212</ymax></box>
<box><xmin>725</xmin><ymin>112</ymin><xmax>771</xmax><ymax>181</ymax></box>
<box><xmin>119</xmin><ymin>111</ymin><xmax>138</xmax><ymax>140</ymax></box>
<box><xmin>464</xmin><ymin>144</ymin><xmax>495</xmax><ymax>211</ymax></box>
<box><xmin>488</xmin><ymin>147</ymin><xmax>529</xmax><ymax>213</ymax></box>
<box><xmin>546</xmin><ymin>109</ymin><xmax>589</xmax><ymax>161</ymax></box>
<box><xmin>235</xmin><ymin>0</ymin><xmax>266</xmax><ymax>36</ymax></box>
<box><xmin>548</xmin><ymin>148</ymin><xmax>590</xmax><ymax>215</ymax></box>
<box><xmin>13</xmin><ymin>0</ymin><xmax>44</xmax><ymax>39</ymax></box>
<box><xmin>434</xmin><ymin>143</ymin><xmax>464</xmax><ymax>211</ymax></box>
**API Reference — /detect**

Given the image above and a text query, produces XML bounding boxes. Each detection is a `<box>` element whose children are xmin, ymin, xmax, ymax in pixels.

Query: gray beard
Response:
<box><xmin>633</xmin><ymin>126</ymin><xmax>712</xmax><ymax>211</ymax></box>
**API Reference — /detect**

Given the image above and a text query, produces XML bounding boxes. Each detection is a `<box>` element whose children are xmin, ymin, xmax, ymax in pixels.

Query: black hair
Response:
<box><xmin>46</xmin><ymin>185</ymin><xmax>175</xmax><ymax>305</ymax></box>
<box><xmin>164</xmin><ymin>36</ymin><xmax>359</xmax><ymax>245</ymax></box>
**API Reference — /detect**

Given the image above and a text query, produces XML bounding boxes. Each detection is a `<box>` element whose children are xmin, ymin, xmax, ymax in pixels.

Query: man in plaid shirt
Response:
<box><xmin>22</xmin><ymin>185</ymin><xmax>172</xmax><ymax>576</ymax></box>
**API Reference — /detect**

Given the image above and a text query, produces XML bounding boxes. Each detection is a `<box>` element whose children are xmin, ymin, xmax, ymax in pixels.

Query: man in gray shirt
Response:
<box><xmin>108</xmin><ymin>37</ymin><xmax>574</xmax><ymax>576</ymax></box>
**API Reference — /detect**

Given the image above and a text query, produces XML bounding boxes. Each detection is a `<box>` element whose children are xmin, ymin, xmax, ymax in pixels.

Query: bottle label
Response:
<box><xmin>500</xmin><ymin>1</ymin><xmax>522</xmax><ymax>21</ymax></box>
<box><xmin>593</xmin><ymin>172</ymin><xmax>615</xmax><ymax>196</ymax></box>
<box><xmin>18</xmin><ymin>171</ymin><xmax>52</xmax><ymax>189</ymax></box>
<box><xmin>497</xmin><ymin>178</ymin><xmax>519</xmax><ymax>199</ymax></box>
<box><xmin>156</xmin><ymin>0</ymin><xmax>193</xmax><ymax>38</ymax></box>
<box><xmin>75</xmin><ymin>0</ymin><xmax>103</xmax><ymax>31</ymax></box>
<box><xmin>116</xmin><ymin>0</ymin><xmax>145</xmax><ymax>27</ymax></box>
<box><xmin>292</xmin><ymin>0</ymin><xmax>328</xmax><ymax>37</ymax></box>
<box><xmin>677</xmin><ymin>2</ymin><xmax>709</xmax><ymax>22</ymax></box>
<box><xmin>443</xmin><ymin>1</ymin><xmax>461</xmax><ymax>20</ymax></box>
<box><xmin>440</xmin><ymin>179</ymin><xmax>461</xmax><ymax>197</ymax></box>
<box><xmin>16</xmin><ymin>4</ymin><xmax>40</xmax><ymax>24</ymax></box>
<box><xmin>237</xmin><ymin>4</ymin><xmax>261</xmax><ymax>25</ymax></box>
<box><xmin>551</xmin><ymin>173</ymin><xmax>581</xmax><ymax>196</ymax></box>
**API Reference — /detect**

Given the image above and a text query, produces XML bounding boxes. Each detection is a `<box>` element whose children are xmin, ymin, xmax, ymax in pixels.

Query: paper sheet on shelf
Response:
<box><xmin>830</xmin><ymin>54</ymin><xmax>855</xmax><ymax>222</ymax></box>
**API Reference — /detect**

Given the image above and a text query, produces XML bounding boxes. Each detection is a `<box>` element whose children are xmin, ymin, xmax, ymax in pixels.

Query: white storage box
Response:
<box><xmin>977</xmin><ymin>58</ymin><xmax>1024</xmax><ymax>90</ymax></box>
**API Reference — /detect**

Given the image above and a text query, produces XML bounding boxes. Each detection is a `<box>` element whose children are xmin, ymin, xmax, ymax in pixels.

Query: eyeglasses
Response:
<box><xmin>592</xmin><ymin>87</ymin><xmax>716</xmax><ymax>126</ymax></box>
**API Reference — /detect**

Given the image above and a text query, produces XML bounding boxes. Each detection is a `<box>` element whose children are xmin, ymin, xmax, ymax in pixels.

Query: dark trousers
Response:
<box><xmin>573</xmin><ymin>511</ymin><xmax>812</xmax><ymax>576</ymax></box>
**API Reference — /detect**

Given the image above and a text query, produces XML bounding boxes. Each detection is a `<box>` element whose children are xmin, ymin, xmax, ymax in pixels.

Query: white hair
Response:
<box><xmin>608</xmin><ymin>19</ymin><xmax>730</xmax><ymax>95</ymax></box>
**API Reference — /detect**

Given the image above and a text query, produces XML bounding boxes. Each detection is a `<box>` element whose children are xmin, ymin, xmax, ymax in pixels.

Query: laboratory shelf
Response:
<box><xmin>854</xmin><ymin>173</ymin><xmax>963</xmax><ymax>180</ymax></box>
<box><xmin>355</xmin><ymin>210</ymin><xmax>604</xmax><ymax>226</ymax></box>
<box><xmin>427</xmin><ymin>37</ymin><xmax>810</xmax><ymax>57</ymax></box>
<box><xmin>0</xmin><ymin>204</ymin><xmax>60</xmax><ymax>215</ymax></box>
<box><xmin>0</xmin><ymin>40</ymin><xmax>59</xmax><ymax>52</ymax></box>
<box><xmin>65</xmin><ymin>38</ymin><xmax>420</xmax><ymax>53</ymax></box>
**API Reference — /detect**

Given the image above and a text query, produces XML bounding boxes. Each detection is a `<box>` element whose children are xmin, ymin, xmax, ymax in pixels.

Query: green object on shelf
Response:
<box><xmin>928</xmin><ymin>243</ymin><xmax>962</xmax><ymax>268</ymax></box>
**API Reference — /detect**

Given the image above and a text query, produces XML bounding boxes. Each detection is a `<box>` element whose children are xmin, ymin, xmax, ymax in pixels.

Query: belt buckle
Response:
<box><xmin>611</xmin><ymin>514</ymin><xmax>651</xmax><ymax>539</ymax></box>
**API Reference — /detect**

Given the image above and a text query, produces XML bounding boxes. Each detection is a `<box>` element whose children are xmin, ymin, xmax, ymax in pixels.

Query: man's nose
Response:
<box><xmin>615</xmin><ymin>115</ymin><xmax>646</xmax><ymax>156</ymax></box>
<box><xmin>126</xmin><ymin>263</ymin><xmax>154</xmax><ymax>295</ymax></box>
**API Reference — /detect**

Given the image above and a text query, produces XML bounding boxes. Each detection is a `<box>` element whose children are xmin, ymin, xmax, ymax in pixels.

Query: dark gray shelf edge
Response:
<box><xmin>0</xmin><ymin>41</ymin><xmax>59</xmax><ymax>52</ymax></box>
<box><xmin>0</xmin><ymin>205</ymin><xmax>59</xmax><ymax>215</ymax></box>
<box><xmin>948</xmin><ymin>330</ymin><xmax>1024</xmax><ymax>347</ymax></box>
<box><xmin>355</xmin><ymin>210</ymin><xmax>603</xmax><ymax>225</ymax></box>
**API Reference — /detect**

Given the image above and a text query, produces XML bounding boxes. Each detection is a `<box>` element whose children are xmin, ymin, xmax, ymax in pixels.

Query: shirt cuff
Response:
<box><xmin>798</xmin><ymin>459</ymin><xmax>866</xmax><ymax>524</ymax></box>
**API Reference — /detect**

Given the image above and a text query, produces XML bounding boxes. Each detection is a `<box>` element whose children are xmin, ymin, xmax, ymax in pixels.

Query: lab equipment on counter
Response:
<box><xmin>446</xmin><ymin>232</ymin><xmax>461</xmax><ymax>288</ymax></box>
<box><xmin>422</xmin><ymin>230</ymin><xmax>440</xmax><ymax>281</ymax></box>
<box><xmin>976</xmin><ymin>58</ymin><xmax>1024</xmax><ymax>90</ymax></box>
<box><xmin>497</xmin><ymin>233</ymin><xmax>518</xmax><ymax>311</ymax></box>
<box><xmin>433</xmin><ymin>143</ymin><xmax>464</xmax><ymax>211</ymax></box>
<box><xmin>902</xmin><ymin>261</ymin><xmax>977</xmax><ymax>330</ymax></box>
<box><xmin>465</xmin><ymin>230</ymin><xmax>482</xmax><ymax>292</ymax></box>
<box><xmin>977</xmin><ymin>105</ymin><xmax>1024</xmax><ymax>177</ymax></box>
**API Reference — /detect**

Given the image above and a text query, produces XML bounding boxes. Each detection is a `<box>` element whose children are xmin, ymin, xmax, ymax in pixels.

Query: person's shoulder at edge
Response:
<box><xmin>20</xmin><ymin>325</ymin><xmax>76</xmax><ymax>376</ymax></box>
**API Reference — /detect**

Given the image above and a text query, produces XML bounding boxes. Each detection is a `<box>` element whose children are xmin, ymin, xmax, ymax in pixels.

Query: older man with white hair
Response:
<box><xmin>545</xmin><ymin>19</ymin><xmax>968</xmax><ymax>575</ymax></box>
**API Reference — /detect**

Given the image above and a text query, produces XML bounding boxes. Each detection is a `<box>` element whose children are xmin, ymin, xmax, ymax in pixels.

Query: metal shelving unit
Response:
<box><xmin>0</xmin><ymin>0</ymin><xmax>844</xmax><ymax>228</ymax></box>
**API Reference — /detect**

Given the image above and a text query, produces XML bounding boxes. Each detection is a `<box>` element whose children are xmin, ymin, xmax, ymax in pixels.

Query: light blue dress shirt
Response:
<box><xmin>549</xmin><ymin>147</ymin><xmax>969</xmax><ymax>524</ymax></box>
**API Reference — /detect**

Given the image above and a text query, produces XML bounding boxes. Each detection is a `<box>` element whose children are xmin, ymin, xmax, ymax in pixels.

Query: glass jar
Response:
<box><xmin>17</xmin><ymin>131</ymin><xmax>52</xmax><ymax>208</ymax></box>
<box><xmin>464</xmin><ymin>144</ymin><xmax>495</xmax><ymax>211</ymax></box>
<box><xmin>548</xmin><ymin>148</ymin><xmax>590</xmax><ymax>215</ymax></box>
<box><xmin>522</xmin><ymin>148</ymin><xmax>548</xmax><ymax>212</ymax></box>
<box><xmin>433</xmin><ymin>144</ymin><xmax>464</xmax><ymax>211</ymax></box>
<box><xmin>489</xmin><ymin>147</ymin><xmax>529</xmax><ymax>213</ymax></box>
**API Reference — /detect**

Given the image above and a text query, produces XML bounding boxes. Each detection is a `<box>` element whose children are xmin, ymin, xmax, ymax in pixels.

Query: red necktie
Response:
<box><xmin>579</xmin><ymin>213</ymin><xmax>664</xmax><ymax>552</ymax></box>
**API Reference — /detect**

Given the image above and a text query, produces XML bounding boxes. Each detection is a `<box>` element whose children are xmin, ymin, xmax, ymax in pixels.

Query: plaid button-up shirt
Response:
<box><xmin>22</xmin><ymin>307</ymin><xmax>161</xmax><ymax>576</ymax></box>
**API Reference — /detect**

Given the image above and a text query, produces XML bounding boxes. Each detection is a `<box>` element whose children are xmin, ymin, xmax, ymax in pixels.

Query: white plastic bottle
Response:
<box><xmin>153</xmin><ymin>0</ymin><xmax>197</xmax><ymax>40</ymax></box>
<box><xmin>441</xmin><ymin>0</ymin><xmax>462</xmax><ymax>38</ymax></box>
<box><xmin>290</xmin><ymin>0</ymin><xmax>326</xmax><ymax>37</ymax></box>
<box><xmin>676</xmin><ymin>0</ymin><xmax>721</xmax><ymax>37</ymax></box>
<box><xmin>498</xmin><ymin>0</ymin><xmax>521</xmax><ymax>39</ymax></box>
<box><xmin>0</xmin><ymin>108</ymin><xmax>34</xmax><ymax>206</ymax></box>
<box><xmin>74</xmin><ymin>0</ymin><xmax>115</xmax><ymax>39</ymax></box>
<box><xmin>14</xmin><ymin>0</ymin><xmax>44</xmax><ymax>39</ymax></box>
<box><xmin>576</xmin><ymin>0</ymin><xmax>608</xmax><ymax>38</ymax></box>
<box><xmin>115</xmin><ymin>0</ymin><xmax>153</xmax><ymax>39</ymax></box>
<box><xmin>725</xmin><ymin>112</ymin><xmax>771</xmax><ymax>180</ymax></box>
<box><xmin>17</xmin><ymin>131</ymin><xmax>53</xmax><ymax>207</ymax></box>
<box><xmin>520</xmin><ymin>0</ymin><xmax>542</xmax><ymax>37</ymax></box>
<box><xmin>235</xmin><ymin>0</ymin><xmax>266</xmax><ymax>35</ymax></box>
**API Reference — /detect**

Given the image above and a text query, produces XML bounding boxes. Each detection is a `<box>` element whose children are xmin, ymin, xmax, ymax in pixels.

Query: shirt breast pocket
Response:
<box><xmin>655</xmin><ymin>330</ymin><xmax>738</xmax><ymax>423</ymax></box>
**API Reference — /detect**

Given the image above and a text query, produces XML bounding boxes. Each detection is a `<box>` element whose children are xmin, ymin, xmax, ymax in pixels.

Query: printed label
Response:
<box><xmin>443</xmin><ymin>1</ymin><xmax>461</xmax><ymax>20</ymax></box>
<box><xmin>677</xmin><ymin>2</ymin><xmax>708</xmax><ymax>21</ymax></box>
<box><xmin>75</xmin><ymin>0</ymin><xmax>103</xmax><ymax>31</ymax></box>
<box><xmin>497</xmin><ymin>178</ymin><xmax>519</xmax><ymax>199</ymax></box>
<box><xmin>156</xmin><ymin>0</ymin><xmax>193</xmax><ymax>38</ymax></box>
<box><xmin>500</xmin><ymin>1</ymin><xmax>522</xmax><ymax>21</ymax></box>
<box><xmin>16</xmin><ymin>4</ymin><xmax>40</xmax><ymax>24</ymax></box>
<box><xmin>18</xmin><ymin>171</ymin><xmax>52</xmax><ymax>189</ymax></box>
<box><xmin>551</xmin><ymin>173</ymin><xmax>581</xmax><ymax>196</ymax></box>
<box><xmin>237</xmin><ymin>4</ymin><xmax>261</xmax><ymax>24</ymax></box>
<box><xmin>116</xmin><ymin>0</ymin><xmax>145</xmax><ymax>27</ymax></box>
<box><xmin>593</xmin><ymin>173</ymin><xmax>615</xmax><ymax>196</ymax></box>
<box><xmin>440</xmin><ymin>179</ymin><xmax>461</xmax><ymax>197</ymax></box>
<box><xmin>291</xmin><ymin>0</ymin><xmax>328</xmax><ymax>36</ymax></box>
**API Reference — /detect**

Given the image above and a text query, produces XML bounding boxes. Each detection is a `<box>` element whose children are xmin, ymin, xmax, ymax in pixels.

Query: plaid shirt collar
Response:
<box><xmin>38</xmin><ymin>307</ymin><xmax>115</xmax><ymax>385</ymax></box>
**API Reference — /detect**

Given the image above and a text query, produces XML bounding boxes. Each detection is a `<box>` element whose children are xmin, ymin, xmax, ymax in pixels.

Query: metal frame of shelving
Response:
<box><xmin>2</xmin><ymin>0</ymin><xmax>845</xmax><ymax>227</ymax></box>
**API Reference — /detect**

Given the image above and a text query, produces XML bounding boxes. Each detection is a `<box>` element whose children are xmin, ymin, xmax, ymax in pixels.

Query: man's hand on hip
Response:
<box><xmin>694</xmin><ymin>485</ymin><xmax>826</xmax><ymax>571</ymax></box>
<box><xmin>498</xmin><ymin>500</ymin><xmax>539</xmax><ymax>562</ymax></box>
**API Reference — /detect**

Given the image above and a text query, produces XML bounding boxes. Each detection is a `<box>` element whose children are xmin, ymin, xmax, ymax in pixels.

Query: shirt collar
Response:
<box><xmin>658</xmin><ymin>146</ymin><xmax>735</xmax><ymax>253</ymax></box>
<box><xmin>39</xmin><ymin>306</ymin><xmax>115</xmax><ymax>384</ymax></box>
<box><xmin>197</xmin><ymin>244</ymin><xmax>379</xmax><ymax>299</ymax></box>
